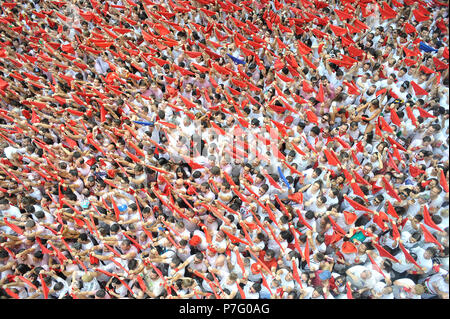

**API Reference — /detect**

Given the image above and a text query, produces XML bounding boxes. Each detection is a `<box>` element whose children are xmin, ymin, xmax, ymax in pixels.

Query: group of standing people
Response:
<box><xmin>0</xmin><ymin>0</ymin><xmax>448</xmax><ymax>299</ymax></box>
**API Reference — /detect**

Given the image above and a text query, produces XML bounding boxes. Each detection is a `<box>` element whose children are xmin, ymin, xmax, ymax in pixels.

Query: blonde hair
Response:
<box><xmin>82</xmin><ymin>273</ymin><xmax>93</xmax><ymax>282</ymax></box>
<box><xmin>182</xmin><ymin>278</ymin><xmax>193</xmax><ymax>288</ymax></box>
<box><xmin>414</xmin><ymin>284</ymin><xmax>425</xmax><ymax>295</ymax></box>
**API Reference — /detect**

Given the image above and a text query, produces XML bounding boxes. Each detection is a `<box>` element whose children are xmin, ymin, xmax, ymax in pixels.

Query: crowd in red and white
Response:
<box><xmin>0</xmin><ymin>0</ymin><xmax>448</xmax><ymax>299</ymax></box>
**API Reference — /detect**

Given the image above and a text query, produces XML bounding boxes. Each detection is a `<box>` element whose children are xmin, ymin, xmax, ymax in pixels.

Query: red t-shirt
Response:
<box><xmin>258</xmin><ymin>250</ymin><xmax>278</xmax><ymax>270</ymax></box>
<box><xmin>313</xmin><ymin>270</ymin><xmax>337</xmax><ymax>290</ymax></box>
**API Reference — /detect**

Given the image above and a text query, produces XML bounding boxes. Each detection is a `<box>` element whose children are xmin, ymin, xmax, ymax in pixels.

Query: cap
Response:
<box><xmin>319</xmin><ymin>270</ymin><xmax>332</xmax><ymax>280</ymax></box>
<box><xmin>284</xmin><ymin>115</ymin><xmax>294</xmax><ymax>125</ymax></box>
<box><xmin>251</xmin><ymin>263</ymin><xmax>261</xmax><ymax>274</ymax></box>
<box><xmin>189</xmin><ymin>235</ymin><xmax>202</xmax><ymax>246</ymax></box>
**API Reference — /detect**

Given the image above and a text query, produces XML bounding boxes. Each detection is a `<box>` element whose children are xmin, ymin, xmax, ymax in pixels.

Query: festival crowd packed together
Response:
<box><xmin>0</xmin><ymin>0</ymin><xmax>449</xmax><ymax>299</ymax></box>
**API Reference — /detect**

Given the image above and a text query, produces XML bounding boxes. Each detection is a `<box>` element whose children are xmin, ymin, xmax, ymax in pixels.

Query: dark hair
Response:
<box><xmin>128</xmin><ymin>259</ymin><xmax>138</xmax><ymax>270</ymax></box>
<box><xmin>305</xmin><ymin>210</ymin><xmax>315</xmax><ymax>220</ymax></box>
<box><xmin>411</xmin><ymin>231</ymin><xmax>422</xmax><ymax>242</ymax></box>
<box><xmin>0</xmin><ymin>250</ymin><xmax>8</xmax><ymax>258</ymax></box>
<box><xmin>310</xmin><ymin>126</ymin><xmax>321</xmax><ymax>136</ymax></box>
<box><xmin>96</xmin><ymin>289</ymin><xmax>106</xmax><ymax>298</ymax></box>
<box><xmin>314</xmin><ymin>168</ymin><xmax>323</xmax><ymax>176</ymax></box>
<box><xmin>265</xmin><ymin>249</ymin><xmax>275</xmax><ymax>258</ymax></box>
<box><xmin>33</xmin><ymin>251</ymin><xmax>43</xmax><ymax>259</ymax></box>
<box><xmin>280</xmin><ymin>230</ymin><xmax>293</xmax><ymax>243</ymax></box>
<box><xmin>431</xmin><ymin>215</ymin><xmax>442</xmax><ymax>225</ymax></box>
<box><xmin>54</xmin><ymin>282</ymin><xmax>64</xmax><ymax>291</ymax></box>
<box><xmin>252</xmin><ymin>282</ymin><xmax>262</xmax><ymax>292</ymax></box>
<box><xmin>195</xmin><ymin>252</ymin><xmax>204</xmax><ymax>260</ymax></box>
<box><xmin>316</xmin><ymin>234</ymin><xmax>325</xmax><ymax>244</ymax></box>
<box><xmin>69</xmin><ymin>169</ymin><xmax>78</xmax><ymax>177</ymax></box>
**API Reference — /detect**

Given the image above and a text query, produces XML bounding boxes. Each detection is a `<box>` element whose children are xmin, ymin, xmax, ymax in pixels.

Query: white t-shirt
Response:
<box><xmin>144</xmin><ymin>274</ymin><xmax>164</xmax><ymax>298</ymax></box>
<box><xmin>411</xmin><ymin>247</ymin><xmax>433</xmax><ymax>274</ymax></box>
<box><xmin>394</xmin><ymin>278</ymin><xmax>421</xmax><ymax>299</ymax></box>
<box><xmin>424</xmin><ymin>273</ymin><xmax>449</xmax><ymax>295</ymax></box>
<box><xmin>1</xmin><ymin>205</ymin><xmax>21</xmax><ymax>219</ymax></box>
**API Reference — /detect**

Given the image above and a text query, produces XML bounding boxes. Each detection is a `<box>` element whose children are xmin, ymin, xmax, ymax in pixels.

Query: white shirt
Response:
<box><xmin>3</xmin><ymin>146</ymin><xmax>26</xmax><ymax>160</ymax></box>
<box><xmin>394</xmin><ymin>278</ymin><xmax>421</xmax><ymax>299</ymax></box>
<box><xmin>1</xmin><ymin>205</ymin><xmax>21</xmax><ymax>219</ymax></box>
<box><xmin>81</xmin><ymin>278</ymin><xmax>100</xmax><ymax>294</ymax></box>
<box><xmin>424</xmin><ymin>273</ymin><xmax>449</xmax><ymax>295</ymax></box>
<box><xmin>411</xmin><ymin>247</ymin><xmax>433</xmax><ymax>274</ymax></box>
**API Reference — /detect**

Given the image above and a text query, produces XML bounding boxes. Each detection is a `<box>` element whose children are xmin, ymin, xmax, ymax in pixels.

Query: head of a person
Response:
<box><xmin>310</xmin><ymin>126</ymin><xmax>320</xmax><ymax>137</ymax></box>
<box><xmin>424</xmin><ymin>247</ymin><xmax>436</xmax><ymax>260</ymax></box>
<box><xmin>193</xmin><ymin>252</ymin><xmax>204</xmax><ymax>264</ymax></box>
<box><xmin>312</xmin><ymin>168</ymin><xmax>322</xmax><ymax>178</ymax></box>
<box><xmin>82</xmin><ymin>273</ymin><xmax>94</xmax><ymax>283</ymax></box>
<box><xmin>360</xmin><ymin>270</ymin><xmax>372</xmax><ymax>280</ymax></box>
<box><xmin>312</xmin><ymin>287</ymin><xmax>323</xmax><ymax>298</ymax></box>
<box><xmin>258</xmin><ymin>184</ymin><xmax>269</xmax><ymax>196</ymax></box>
<box><xmin>0</xmin><ymin>199</ymin><xmax>10</xmax><ymax>210</ymax></box>
<box><xmin>413</xmin><ymin>284</ymin><xmax>425</xmax><ymax>296</ymax></box>
<box><xmin>149</xmin><ymin>268</ymin><xmax>160</xmax><ymax>280</ymax></box>
<box><xmin>95</xmin><ymin>289</ymin><xmax>107</xmax><ymax>299</ymax></box>
<box><xmin>120</xmin><ymin>239</ymin><xmax>132</xmax><ymax>252</ymax></box>
<box><xmin>215</xmin><ymin>230</ymin><xmax>225</xmax><ymax>242</ymax></box>
<box><xmin>264</xmin><ymin>249</ymin><xmax>275</xmax><ymax>261</ymax></box>
<box><xmin>362</xmin><ymin>164</ymin><xmax>372</xmax><ymax>175</ymax></box>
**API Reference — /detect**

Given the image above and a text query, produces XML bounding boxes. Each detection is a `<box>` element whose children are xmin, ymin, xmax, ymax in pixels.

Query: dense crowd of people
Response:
<box><xmin>0</xmin><ymin>0</ymin><xmax>448</xmax><ymax>299</ymax></box>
